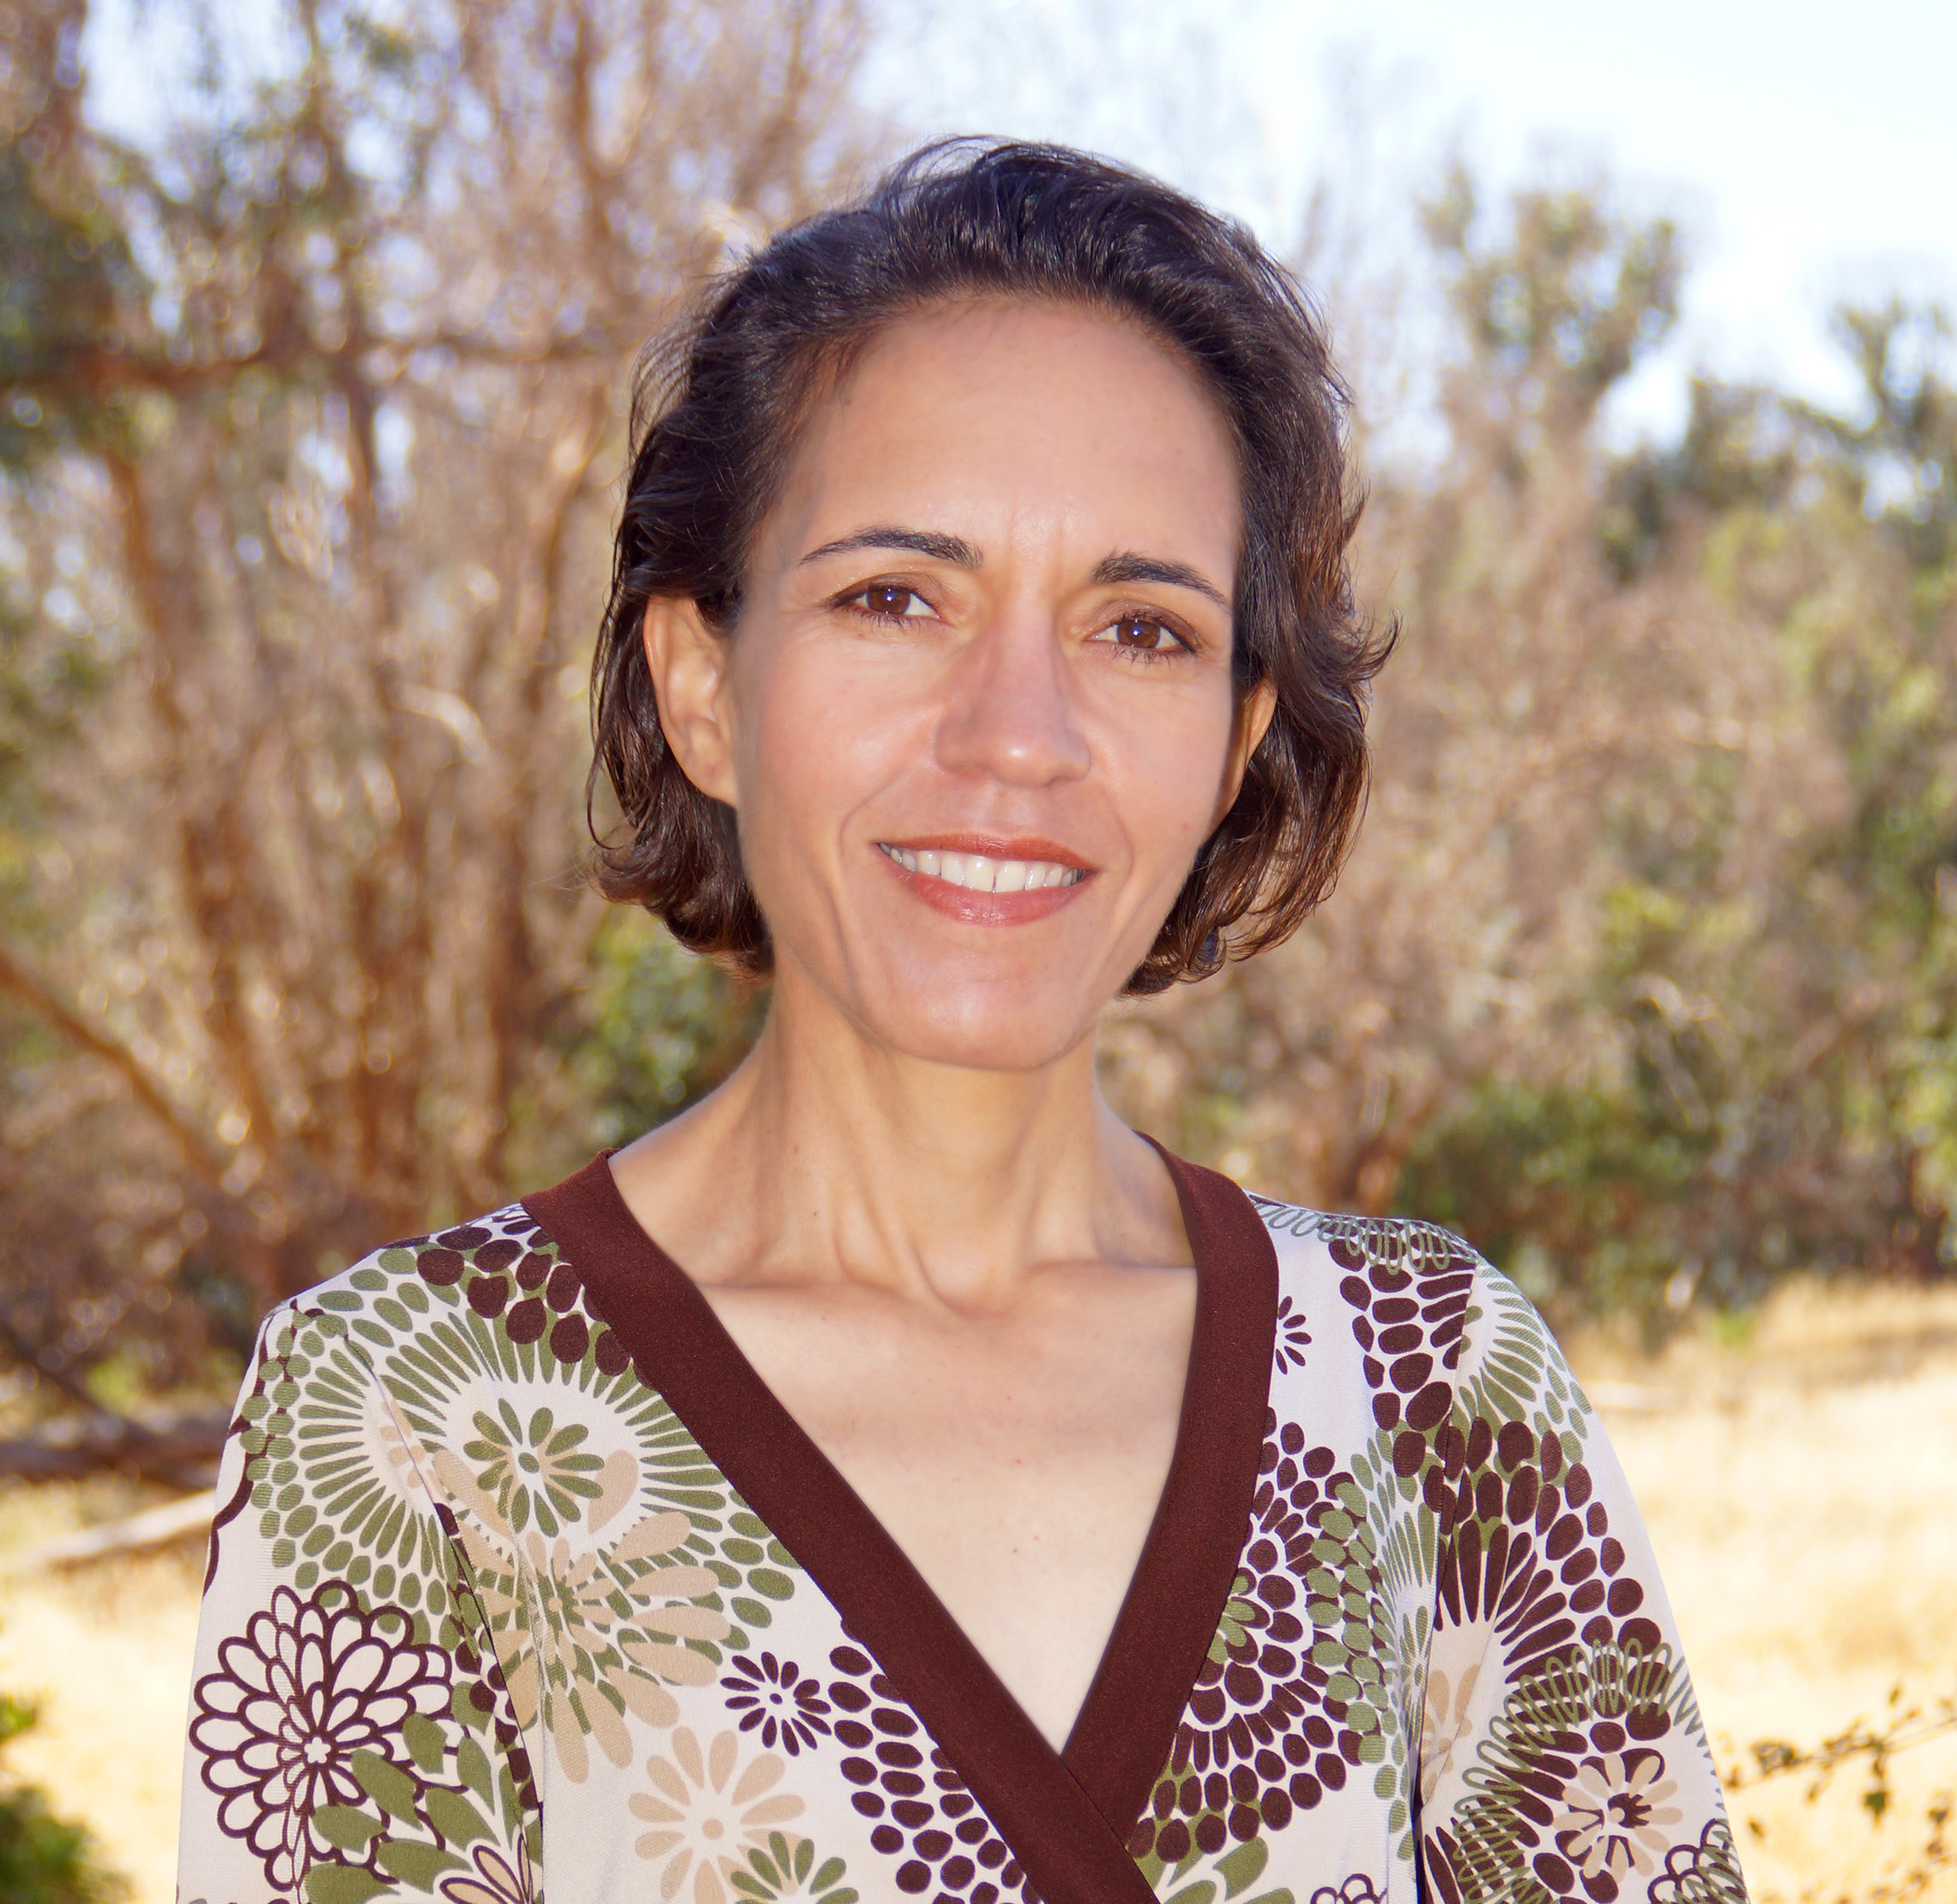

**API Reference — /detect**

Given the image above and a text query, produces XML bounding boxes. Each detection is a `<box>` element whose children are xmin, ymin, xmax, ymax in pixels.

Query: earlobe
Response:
<box><xmin>641</xmin><ymin>597</ymin><xmax>739</xmax><ymax>806</ymax></box>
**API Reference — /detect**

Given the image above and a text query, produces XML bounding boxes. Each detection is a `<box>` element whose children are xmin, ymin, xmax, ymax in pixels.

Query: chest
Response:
<box><xmin>702</xmin><ymin>1271</ymin><xmax>1196</xmax><ymax>1744</ymax></box>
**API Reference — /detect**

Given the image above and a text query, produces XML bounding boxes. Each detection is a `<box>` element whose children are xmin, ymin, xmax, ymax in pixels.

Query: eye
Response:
<box><xmin>846</xmin><ymin>583</ymin><xmax>934</xmax><ymax>621</ymax></box>
<box><xmin>1090</xmin><ymin>612</ymin><xmax>1186</xmax><ymax>655</ymax></box>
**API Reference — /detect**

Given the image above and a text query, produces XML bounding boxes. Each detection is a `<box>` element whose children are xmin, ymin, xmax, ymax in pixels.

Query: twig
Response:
<box><xmin>3</xmin><ymin>1490</ymin><xmax>215</xmax><ymax>1575</ymax></box>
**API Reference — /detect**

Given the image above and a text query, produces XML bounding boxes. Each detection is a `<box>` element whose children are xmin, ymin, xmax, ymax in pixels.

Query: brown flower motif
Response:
<box><xmin>722</xmin><ymin>1652</ymin><xmax>834</xmax><ymax>1754</ymax></box>
<box><xmin>189</xmin><ymin>1580</ymin><xmax>450</xmax><ymax>1891</ymax></box>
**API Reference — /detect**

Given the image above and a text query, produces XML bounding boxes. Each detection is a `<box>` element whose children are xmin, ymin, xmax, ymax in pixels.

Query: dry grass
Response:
<box><xmin>0</xmin><ymin>1478</ymin><xmax>205</xmax><ymax>1904</ymax></box>
<box><xmin>0</xmin><ymin>1280</ymin><xmax>1952</xmax><ymax>1904</ymax></box>
<box><xmin>1569</xmin><ymin>1281</ymin><xmax>1957</xmax><ymax>1901</ymax></box>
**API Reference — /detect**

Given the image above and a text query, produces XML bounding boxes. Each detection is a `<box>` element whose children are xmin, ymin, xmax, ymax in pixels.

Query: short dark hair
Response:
<box><xmin>589</xmin><ymin>138</ymin><xmax>1391</xmax><ymax>994</ymax></box>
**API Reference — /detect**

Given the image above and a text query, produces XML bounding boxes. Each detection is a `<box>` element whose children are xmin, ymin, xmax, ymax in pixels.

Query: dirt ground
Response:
<box><xmin>0</xmin><ymin>1277</ymin><xmax>1952</xmax><ymax>1904</ymax></box>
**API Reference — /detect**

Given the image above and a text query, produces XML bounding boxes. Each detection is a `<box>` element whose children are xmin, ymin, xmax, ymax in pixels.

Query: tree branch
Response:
<box><xmin>0</xmin><ymin>940</ymin><xmax>227</xmax><ymax>1190</ymax></box>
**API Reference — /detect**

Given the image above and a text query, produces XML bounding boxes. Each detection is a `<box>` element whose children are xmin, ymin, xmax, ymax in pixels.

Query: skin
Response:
<box><xmin>610</xmin><ymin>299</ymin><xmax>1277</xmax><ymax>1750</ymax></box>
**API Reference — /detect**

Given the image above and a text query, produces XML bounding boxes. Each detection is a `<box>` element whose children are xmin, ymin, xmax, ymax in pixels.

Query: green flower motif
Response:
<box><xmin>730</xmin><ymin>1830</ymin><xmax>857</xmax><ymax>1902</ymax></box>
<box><xmin>464</xmin><ymin>1400</ymin><xmax>607</xmax><ymax>1537</ymax></box>
<box><xmin>1209</xmin><ymin>1575</ymin><xmax>1263</xmax><ymax>1663</ymax></box>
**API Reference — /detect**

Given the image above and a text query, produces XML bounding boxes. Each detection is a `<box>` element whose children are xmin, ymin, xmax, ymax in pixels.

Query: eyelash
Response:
<box><xmin>837</xmin><ymin>584</ymin><xmax>1196</xmax><ymax>661</ymax></box>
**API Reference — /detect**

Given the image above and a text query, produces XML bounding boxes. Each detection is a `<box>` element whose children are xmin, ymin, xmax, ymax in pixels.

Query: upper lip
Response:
<box><xmin>876</xmin><ymin>832</ymin><xmax>1095</xmax><ymax>871</ymax></box>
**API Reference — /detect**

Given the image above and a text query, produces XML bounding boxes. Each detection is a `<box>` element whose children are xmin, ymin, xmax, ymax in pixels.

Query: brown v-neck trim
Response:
<box><xmin>1060</xmin><ymin>1143</ymin><xmax>1281</xmax><ymax>1829</ymax></box>
<box><xmin>522</xmin><ymin>1143</ymin><xmax>1277</xmax><ymax>1904</ymax></box>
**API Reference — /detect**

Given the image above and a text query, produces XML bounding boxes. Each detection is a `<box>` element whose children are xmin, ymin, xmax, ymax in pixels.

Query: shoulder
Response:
<box><xmin>1243</xmin><ymin>1191</ymin><xmax>1585</xmax><ymax>1433</ymax></box>
<box><xmin>248</xmin><ymin>1194</ymin><xmax>631</xmax><ymax>1386</ymax></box>
<box><xmin>222</xmin><ymin>1193</ymin><xmax>676</xmax><ymax>1600</ymax></box>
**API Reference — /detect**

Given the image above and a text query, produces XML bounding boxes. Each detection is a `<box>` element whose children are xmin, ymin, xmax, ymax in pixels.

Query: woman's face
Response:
<box><xmin>649</xmin><ymin>299</ymin><xmax>1271</xmax><ymax>1073</ymax></box>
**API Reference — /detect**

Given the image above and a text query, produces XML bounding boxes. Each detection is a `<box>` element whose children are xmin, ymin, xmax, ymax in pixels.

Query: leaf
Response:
<box><xmin>352</xmin><ymin>1750</ymin><xmax>420</xmax><ymax>1822</ymax></box>
<box><xmin>376</xmin><ymin>1837</ymin><xmax>466</xmax><ymax>1886</ymax></box>
<box><xmin>313</xmin><ymin>1804</ymin><xmax>386</xmax><ymax>1850</ymax></box>
<box><xmin>305</xmin><ymin>1867</ymin><xmax>391</xmax><ymax>1904</ymax></box>
<box><xmin>424</xmin><ymin>1786</ymin><xmax>489</xmax><ymax>1847</ymax></box>
<box><xmin>1216</xmin><ymin>1835</ymin><xmax>1271</xmax><ymax>1898</ymax></box>
<box><xmin>1163</xmin><ymin>1883</ymin><xmax>1217</xmax><ymax>1904</ymax></box>
<box><xmin>458</xmin><ymin>1736</ymin><xmax>493</xmax><ymax>1805</ymax></box>
<box><xmin>402</xmin><ymin>1712</ymin><xmax>447</xmax><ymax>1775</ymax></box>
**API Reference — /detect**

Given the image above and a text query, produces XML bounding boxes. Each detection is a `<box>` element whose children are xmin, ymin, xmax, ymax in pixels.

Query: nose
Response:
<box><xmin>933</xmin><ymin>610</ymin><xmax>1092</xmax><ymax>787</ymax></box>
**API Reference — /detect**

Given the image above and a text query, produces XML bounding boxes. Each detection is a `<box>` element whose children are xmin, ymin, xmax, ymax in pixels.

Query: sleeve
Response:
<box><xmin>1414</xmin><ymin>1261</ymin><xmax>1749</xmax><ymax>1904</ymax></box>
<box><xmin>178</xmin><ymin>1295</ymin><xmax>541</xmax><ymax>1904</ymax></box>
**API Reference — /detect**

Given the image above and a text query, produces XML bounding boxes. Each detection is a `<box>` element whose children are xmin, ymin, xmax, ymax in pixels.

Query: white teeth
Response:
<box><xmin>879</xmin><ymin>845</ymin><xmax>1084</xmax><ymax>892</ymax></box>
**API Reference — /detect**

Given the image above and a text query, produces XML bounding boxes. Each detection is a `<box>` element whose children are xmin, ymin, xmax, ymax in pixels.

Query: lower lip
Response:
<box><xmin>879</xmin><ymin>852</ymin><xmax>1090</xmax><ymax>926</ymax></box>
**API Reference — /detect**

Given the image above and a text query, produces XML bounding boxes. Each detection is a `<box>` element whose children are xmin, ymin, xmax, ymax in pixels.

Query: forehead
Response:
<box><xmin>761</xmin><ymin>299</ymin><xmax>1241</xmax><ymax>564</ymax></box>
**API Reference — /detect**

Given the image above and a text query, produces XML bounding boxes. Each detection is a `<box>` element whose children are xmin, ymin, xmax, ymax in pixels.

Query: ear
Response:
<box><xmin>642</xmin><ymin>596</ymin><xmax>739</xmax><ymax>806</ymax></box>
<box><xmin>1211</xmin><ymin>676</ymin><xmax>1278</xmax><ymax>825</ymax></box>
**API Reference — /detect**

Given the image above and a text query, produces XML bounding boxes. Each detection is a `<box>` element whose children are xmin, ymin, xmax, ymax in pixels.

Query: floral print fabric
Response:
<box><xmin>179</xmin><ymin>1169</ymin><xmax>1746</xmax><ymax>1904</ymax></box>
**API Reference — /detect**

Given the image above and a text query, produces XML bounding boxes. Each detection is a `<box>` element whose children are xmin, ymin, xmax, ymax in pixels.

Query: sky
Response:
<box><xmin>862</xmin><ymin>0</ymin><xmax>1957</xmax><ymax>440</ymax></box>
<box><xmin>82</xmin><ymin>0</ymin><xmax>1956</xmax><ymax>445</ymax></box>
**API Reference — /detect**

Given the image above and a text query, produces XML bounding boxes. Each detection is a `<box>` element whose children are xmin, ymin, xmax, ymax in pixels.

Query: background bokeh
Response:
<box><xmin>1</xmin><ymin>1</ymin><xmax>1954</xmax><ymax>1898</ymax></box>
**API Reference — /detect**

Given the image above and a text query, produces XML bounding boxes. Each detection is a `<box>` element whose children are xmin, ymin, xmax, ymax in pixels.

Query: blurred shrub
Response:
<box><xmin>1102</xmin><ymin>169</ymin><xmax>1957</xmax><ymax>1333</ymax></box>
<box><xmin>0</xmin><ymin>1693</ymin><xmax>124</xmax><ymax>1903</ymax></box>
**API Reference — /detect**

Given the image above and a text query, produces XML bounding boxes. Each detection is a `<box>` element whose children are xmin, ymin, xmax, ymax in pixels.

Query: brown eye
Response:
<box><xmin>1112</xmin><ymin>614</ymin><xmax>1165</xmax><ymax>649</ymax></box>
<box><xmin>858</xmin><ymin>583</ymin><xmax>922</xmax><ymax>618</ymax></box>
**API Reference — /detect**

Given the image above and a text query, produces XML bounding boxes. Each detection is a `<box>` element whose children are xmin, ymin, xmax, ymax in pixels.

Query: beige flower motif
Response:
<box><xmin>372</xmin><ymin>1389</ymin><xmax>439</xmax><ymax>1501</ymax></box>
<box><xmin>630</xmin><ymin>1728</ymin><xmax>803</xmax><ymax>1902</ymax></box>
<box><xmin>1549</xmin><ymin>1751</ymin><xmax>1684</xmax><ymax>1879</ymax></box>
<box><xmin>1419</xmin><ymin>1662</ymin><xmax>1480</xmax><ymax>1804</ymax></box>
<box><xmin>436</xmin><ymin>1445</ymin><xmax>731</xmax><ymax>1782</ymax></box>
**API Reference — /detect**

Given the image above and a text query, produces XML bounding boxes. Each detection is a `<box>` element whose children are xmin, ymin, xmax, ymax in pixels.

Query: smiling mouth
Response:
<box><xmin>878</xmin><ymin>844</ymin><xmax>1086</xmax><ymax>892</ymax></box>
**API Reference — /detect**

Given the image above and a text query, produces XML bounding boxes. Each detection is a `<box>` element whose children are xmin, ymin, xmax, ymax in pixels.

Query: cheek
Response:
<box><xmin>1102</xmin><ymin>689</ymin><xmax>1241</xmax><ymax>867</ymax></box>
<box><xmin>730</xmin><ymin>639</ymin><xmax>920</xmax><ymax>851</ymax></box>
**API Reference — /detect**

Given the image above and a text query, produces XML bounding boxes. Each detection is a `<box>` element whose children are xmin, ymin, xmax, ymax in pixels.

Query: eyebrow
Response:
<box><xmin>1090</xmin><ymin>550</ymin><xmax>1230</xmax><ymax>610</ymax></box>
<box><xmin>797</xmin><ymin>527</ymin><xmax>1231</xmax><ymax>612</ymax></box>
<box><xmin>798</xmin><ymin>527</ymin><xmax>982</xmax><ymax>568</ymax></box>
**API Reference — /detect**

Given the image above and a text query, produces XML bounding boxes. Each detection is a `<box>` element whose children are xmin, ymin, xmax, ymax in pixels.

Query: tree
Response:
<box><xmin>1102</xmin><ymin>167</ymin><xmax>1957</xmax><ymax>1329</ymax></box>
<box><xmin>0</xmin><ymin>0</ymin><xmax>851</xmax><ymax>1403</ymax></box>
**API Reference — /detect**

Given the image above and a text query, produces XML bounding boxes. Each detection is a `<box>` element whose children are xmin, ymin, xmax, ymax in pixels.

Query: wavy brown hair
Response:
<box><xmin>589</xmin><ymin>139</ymin><xmax>1392</xmax><ymax>994</ymax></box>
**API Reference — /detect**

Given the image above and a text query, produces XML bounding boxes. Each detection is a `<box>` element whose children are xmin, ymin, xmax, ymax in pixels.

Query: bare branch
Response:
<box><xmin>0</xmin><ymin>941</ymin><xmax>226</xmax><ymax>1189</ymax></box>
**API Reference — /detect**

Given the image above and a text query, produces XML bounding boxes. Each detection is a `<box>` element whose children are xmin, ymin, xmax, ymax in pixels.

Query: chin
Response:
<box><xmin>856</xmin><ymin>958</ymin><xmax>1111</xmax><ymax>1074</ymax></box>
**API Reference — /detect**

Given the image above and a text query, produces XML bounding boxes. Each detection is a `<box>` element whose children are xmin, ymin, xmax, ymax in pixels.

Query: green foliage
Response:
<box><xmin>0</xmin><ymin>15</ymin><xmax>150</xmax><ymax>471</ymax></box>
<box><xmin>1383</xmin><ymin>168</ymin><xmax>1957</xmax><ymax>1329</ymax></box>
<box><xmin>565</xmin><ymin>909</ymin><xmax>765</xmax><ymax>1150</ymax></box>
<box><xmin>1422</xmin><ymin>161</ymin><xmax>1682</xmax><ymax>440</ymax></box>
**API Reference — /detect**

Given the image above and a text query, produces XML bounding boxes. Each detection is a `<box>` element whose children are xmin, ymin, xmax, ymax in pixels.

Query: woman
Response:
<box><xmin>180</xmin><ymin>143</ymin><xmax>1746</xmax><ymax>1904</ymax></box>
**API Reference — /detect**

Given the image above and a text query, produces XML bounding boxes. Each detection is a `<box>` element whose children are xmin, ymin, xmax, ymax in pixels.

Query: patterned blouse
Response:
<box><xmin>178</xmin><ymin>1148</ymin><xmax>1748</xmax><ymax>1904</ymax></box>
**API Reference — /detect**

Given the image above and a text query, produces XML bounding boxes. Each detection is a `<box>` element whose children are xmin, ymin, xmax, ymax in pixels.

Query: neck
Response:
<box><xmin>608</xmin><ymin>964</ymin><xmax>1188</xmax><ymax>1309</ymax></box>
